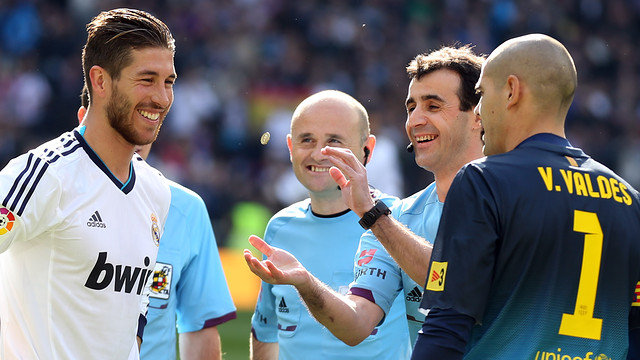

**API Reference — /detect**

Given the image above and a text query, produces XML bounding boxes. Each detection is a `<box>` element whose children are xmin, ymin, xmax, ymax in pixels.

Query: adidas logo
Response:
<box><xmin>278</xmin><ymin>298</ymin><xmax>289</xmax><ymax>313</ymax></box>
<box><xmin>87</xmin><ymin>210</ymin><xmax>107</xmax><ymax>228</ymax></box>
<box><xmin>405</xmin><ymin>286</ymin><xmax>423</xmax><ymax>302</ymax></box>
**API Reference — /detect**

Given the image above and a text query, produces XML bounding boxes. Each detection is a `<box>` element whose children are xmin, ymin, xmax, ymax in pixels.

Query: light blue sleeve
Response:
<box><xmin>349</xmin><ymin>229</ymin><xmax>404</xmax><ymax>316</ymax></box>
<box><xmin>175</xmin><ymin>191</ymin><xmax>237</xmax><ymax>333</ymax></box>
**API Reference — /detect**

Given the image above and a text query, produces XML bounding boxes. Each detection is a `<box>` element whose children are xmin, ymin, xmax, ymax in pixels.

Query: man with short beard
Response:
<box><xmin>0</xmin><ymin>8</ymin><xmax>175</xmax><ymax>359</ymax></box>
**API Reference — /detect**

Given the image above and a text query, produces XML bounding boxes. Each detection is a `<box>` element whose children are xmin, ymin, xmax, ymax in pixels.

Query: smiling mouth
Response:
<box><xmin>415</xmin><ymin>134</ymin><xmax>437</xmax><ymax>144</ymax></box>
<box><xmin>309</xmin><ymin>165</ymin><xmax>331</xmax><ymax>173</ymax></box>
<box><xmin>138</xmin><ymin>110</ymin><xmax>160</xmax><ymax>121</ymax></box>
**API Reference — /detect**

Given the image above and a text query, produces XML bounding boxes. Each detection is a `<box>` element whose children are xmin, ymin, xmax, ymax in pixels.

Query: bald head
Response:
<box><xmin>485</xmin><ymin>34</ymin><xmax>577</xmax><ymax>117</ymax></box>
<box><xmin>292</xmin><ymin>90</ymin><xmax>370</xmax><ymax>144</ymax></box>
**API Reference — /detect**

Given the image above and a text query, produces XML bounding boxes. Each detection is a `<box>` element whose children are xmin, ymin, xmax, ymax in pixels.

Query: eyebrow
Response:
<box><xmin>406</xmin><ymin>94</ymin><xmax>445</xmax><ymax>108</ymax></box>
<box><xmin>137</xmin><ymin>70</ymin><xmax>177</xmax><ymax>80</ymax></box>
<box><xmin>296</xmin><ymin>132</ymin><xmax>346</xmax><ymax>141</ymax></box>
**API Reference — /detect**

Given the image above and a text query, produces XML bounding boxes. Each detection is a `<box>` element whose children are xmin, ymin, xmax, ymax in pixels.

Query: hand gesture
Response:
<box><xmin>321</xmin><ymin>146</ymin><xmax>375</xmax><ymax>217</ymax></box>
<box><xmin>243</xmin><ymin>235</ymin><xmax>310</xmax><ymax>287</ymax></box>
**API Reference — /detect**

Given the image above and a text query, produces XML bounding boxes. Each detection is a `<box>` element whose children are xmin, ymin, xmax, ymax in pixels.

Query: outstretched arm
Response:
<box><xmin>321</xmin><ymin>146</ymin><xmax>433</xmax><ymax>285</ymax></box>
<box><xmin>244</xmin><ymin>235</ymin><xmax>385</xmax><ymax>345</ymax></box>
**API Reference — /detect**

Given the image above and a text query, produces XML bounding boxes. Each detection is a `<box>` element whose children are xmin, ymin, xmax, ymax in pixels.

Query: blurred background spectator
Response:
<box><xmin>1</xmin><ymin>0</ymin><xmax>639</xmax><ymax>247</ymax></box>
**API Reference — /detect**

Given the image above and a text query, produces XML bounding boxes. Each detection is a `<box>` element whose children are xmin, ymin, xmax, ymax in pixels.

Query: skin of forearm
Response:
<box><xmin>250</xmin><ymin>335</ymin><xmax>279</xmax><ymax>360</ymax></box>
<box><xmin>295</xmin><ymin>273</ymin><xmax>379</xmax><ymax>346</ymax></box>
<box><xmin>369</xmin><ymin>215</ymin><xmax>433</xmax><ymax>285</ymax></box>
<box><xmin>179</xmin><ymin>327</ymin><xmax>222</xmax><ymax>360</ymax></box>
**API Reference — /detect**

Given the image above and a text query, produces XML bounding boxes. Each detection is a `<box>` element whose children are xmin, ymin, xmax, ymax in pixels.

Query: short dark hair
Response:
<box><xmin>82</xmin><ymin>8</ymin><xmax>175</xmax><ymax>96</ymax></box>
<box><xmin>406</xmin><ymin>45</ymin><xmax>485</xmax><ymax>112</ymax></box>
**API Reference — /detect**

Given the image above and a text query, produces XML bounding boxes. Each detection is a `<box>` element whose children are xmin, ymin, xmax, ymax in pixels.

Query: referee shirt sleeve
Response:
<box><xmin>176</xmin><ymin>194</ymin><xmax>237</xmax><ymax>333</ymax></box>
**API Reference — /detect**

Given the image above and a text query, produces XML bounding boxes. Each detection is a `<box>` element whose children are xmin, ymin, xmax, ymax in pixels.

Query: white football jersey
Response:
<box><xmin>0</xmin><ymin>128</ymin><xmax>170</xmax><ymax>359</ymax></box>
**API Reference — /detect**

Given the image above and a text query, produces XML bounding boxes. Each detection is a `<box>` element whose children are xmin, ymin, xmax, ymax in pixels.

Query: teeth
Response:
<box><xmin>139</xmin><ymin>110</ymin><xmax>160</xmax><ymax>120</ymax></box>
<box><xmin>415</xmin><ymin>135</ymin><xmax>437</xmax><ymax>142</ymax></box>
<box><xmin>310</xmin><ymin>166</ymin><xmax>330</xmax><ymax>172</ymax></box>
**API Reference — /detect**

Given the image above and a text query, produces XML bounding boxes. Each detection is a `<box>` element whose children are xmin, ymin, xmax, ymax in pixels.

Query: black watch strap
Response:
<box><xmin>358</xmin><ymin>200</ymin><xmax>391</xmax><ymax>230</ymax></box>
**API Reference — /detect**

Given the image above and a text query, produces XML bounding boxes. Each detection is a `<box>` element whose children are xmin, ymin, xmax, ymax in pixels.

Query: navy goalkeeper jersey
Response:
<box><xmin>422</xmin><ymin>134</ymin><xmax>640</xmax><ymax>359</ymax></box>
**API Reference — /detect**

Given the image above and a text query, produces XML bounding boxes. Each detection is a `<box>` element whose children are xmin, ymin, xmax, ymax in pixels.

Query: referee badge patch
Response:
<box><xmin>0</xmin><ymin>207</ymin><xmax>15</xmax><ymax>235</ymax></box>
<box><xmin>426</xmin><ymin>261</ymin><xmax>448</xmax><ymax>292</ymax></box>
<box><xmin>633</xmin><ymin>281</ymin><xmax>640</xmax><ymax>307</ymax></box>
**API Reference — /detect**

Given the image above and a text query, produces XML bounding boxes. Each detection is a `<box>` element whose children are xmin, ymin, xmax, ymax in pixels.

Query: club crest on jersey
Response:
<box><xmin>150</xmin><ymin>213</ymin><xmax>160</xmax><ymax>246</ymax></box>
<box><xmin>426</xmin><ymin>261</ymin><xmax>447</xmax><ymax>292</ymax></box>
<box><xmin>149</xmin><ymin>262</ymin><xmax>172</xmax><ymax>300</ymax></box>
<box><xmin>0</xmin><ymin>207</ymin><xmax>15</xmax><ymax>235</ymax></box>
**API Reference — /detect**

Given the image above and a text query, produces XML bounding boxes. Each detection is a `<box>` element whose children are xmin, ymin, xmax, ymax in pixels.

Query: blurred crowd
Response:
<box><xmin>1</xmin><ymin>0</ymin><xmax>639</xmax><ymax>246</ymax></box>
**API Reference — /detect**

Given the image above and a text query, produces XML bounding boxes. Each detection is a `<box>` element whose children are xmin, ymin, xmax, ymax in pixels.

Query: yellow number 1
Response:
<box><xmin>558</xmin><ymin>210</ymin><xmax>603</xmax><ymax>340</ymax></box>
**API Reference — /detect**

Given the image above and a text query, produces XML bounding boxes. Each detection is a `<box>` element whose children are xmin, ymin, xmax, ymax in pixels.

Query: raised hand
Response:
<box><xmin>243</xmin><ymin>235</ymin><xmax>311</xmax><ymax>287</ymax></box>
<box><xmin>321</xmin><ymin>146</ymin><xmax>376</xmax><ymax>217</ymax></box>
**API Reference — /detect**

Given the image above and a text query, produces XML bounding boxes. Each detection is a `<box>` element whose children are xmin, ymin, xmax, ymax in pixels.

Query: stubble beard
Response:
<box><xmin>106</xmin><ymin>86</ymin><xmax>162</xmax><ymax>146</ymax></box>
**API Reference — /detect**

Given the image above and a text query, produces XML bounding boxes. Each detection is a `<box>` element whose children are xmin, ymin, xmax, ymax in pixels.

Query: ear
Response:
<box><xmin>286</xmin><ymin>134</ymin><xmax>293</xmax><ymax>163</ymax></box>
<box><xmin>471</xmin><ymin>112</ymin><xmax>483</xmax><ymax>131</ymax></box>
<box><xmin>77</xmin><ymin>106</ymin><xmax>87</xmax><ymax>125</ymax></box>
<box><xmin>363</xmin><ymin>134</ymin><xmax>376</xmax><ymax>164</ymax></box>
<box><xmin>89</xmin><ymin>65</ymin><xmax>110</xmax><ymax>99</ymax></box>
<box><xmin>505</xmin><ymin>74</ymin><xmax>520</xmax><ymax>110</ymax></box>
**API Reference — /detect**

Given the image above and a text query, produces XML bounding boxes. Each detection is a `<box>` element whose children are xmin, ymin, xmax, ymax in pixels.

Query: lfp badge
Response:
<box><xmin>0</xmin><ymin>207</ymin><xmax>15</xmax><ymax>235</ymax></box>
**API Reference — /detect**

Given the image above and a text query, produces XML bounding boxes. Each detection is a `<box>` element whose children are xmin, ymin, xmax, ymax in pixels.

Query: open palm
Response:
<box><xmin>243</xmin><ymin>235</ymin><xmax>310</xmax><ymax>287</ymax></box>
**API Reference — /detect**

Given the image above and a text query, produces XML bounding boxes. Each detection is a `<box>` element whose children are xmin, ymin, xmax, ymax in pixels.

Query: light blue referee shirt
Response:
<box><xmin>251</xmin><ymin>194</ymin><xmax>411</xmax><ymax>360</ymax></box>
<box><xmin>140</xmin><ymin>180</ymin><xmax>237</xmax><ymax>359</ymax></box>
<box><xmin>349</xmin><ymin>182</ymin><xmax>442</xmax><ymax>346</ymax></box>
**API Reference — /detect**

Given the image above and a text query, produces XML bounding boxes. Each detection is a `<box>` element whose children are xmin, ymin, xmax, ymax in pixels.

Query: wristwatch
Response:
<box><xmin>358</xmin><ymin>200</ymin><xmax>391</xmax><ymax>230</ymax></box>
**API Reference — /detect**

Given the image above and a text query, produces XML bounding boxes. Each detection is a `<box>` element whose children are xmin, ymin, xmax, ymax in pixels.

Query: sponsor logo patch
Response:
<box><xmin>87</xmin><ymin>210</ymin><xmax>107</xmax><ymax>228</ymax></box>
<box><xmin>426</xmin><ymin>261</ymin><xmax>447</xmax><ymax>291</ymax></box>
<box><xmin>278</xmin><ymin>298</ymin><xmax>289</xmax><ymax>313</ymax></box>
<box><xmin>406</xmin><ymin>286</ymin><xmax>423</xmax><ymax>302</ymax></box>
<box><xmin>357</xmin><ymin>249</ymin><xmax>377</xmax><ymax>266</ymax></box>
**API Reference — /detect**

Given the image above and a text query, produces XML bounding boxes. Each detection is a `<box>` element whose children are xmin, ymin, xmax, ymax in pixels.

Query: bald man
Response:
<box><xmin>412</xmin><ymin>34</ymin><xmax>640</xmax><ymax>359</ymax></box>
<box><xmin>248</xmin><ymin>90</ymin><xmax>411</xmax><ymax>360</ymax></box>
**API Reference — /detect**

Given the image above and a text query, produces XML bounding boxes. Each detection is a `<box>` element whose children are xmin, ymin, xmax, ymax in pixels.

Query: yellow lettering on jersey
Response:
<box><xmin>560</xmin><ymin>169</ymin><xmax>574</xmax><ymax>194</ymax></box>
<box><xmin>597</xmin><ymin>176</ymin><xmax>612</xmax><ymax>199</ymax></box>
<box><xmin>620</xmin><ymin>182</ymin><xmax>632</xmax><ymax>205</ymax></box>
<box><xmin>583</xmin><ymin>174</ymin><xmax>600</xmax><ymax>198</ymax></box>
<box><xmin>538</xmin><ymin>167</ymin><xmax>554</xmax><ymax>191</ymax></box>
<box><xmin>610</xmin><ymin>178</ymin><xmax>623</xmax><ymax>203</ymax></box>
<box><xmin>426</xmin><ymin>261</ymin><xmax>448</xmax><ymax>292</ymax></box>
<box><xmin>573</xmin><ymin>172</ymin><xmax>588</xmax><ymax>196</ymax></box>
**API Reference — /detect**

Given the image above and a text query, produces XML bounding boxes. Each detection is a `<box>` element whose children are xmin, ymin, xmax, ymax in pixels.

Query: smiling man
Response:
<box><xmin>245</xmin><ymin>46</ymin><xmax>485</xmax><ymax>351</ymax></box>
<box><xmin>247</xmin><ymin>90</ymin><xmax>411</xmax><ymax>360</ymax></box>
<box><xmin>0</xmin><ymin>8</ymin><xmax>175</xmax><ymax>359</ymax></box>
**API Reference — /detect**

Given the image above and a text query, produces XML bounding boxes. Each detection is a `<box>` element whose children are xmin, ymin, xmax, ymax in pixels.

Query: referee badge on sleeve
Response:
<box><xmin>426</xmin><ymin>261</ymin><xmax>448</xmax><ymax>292</ymax></box>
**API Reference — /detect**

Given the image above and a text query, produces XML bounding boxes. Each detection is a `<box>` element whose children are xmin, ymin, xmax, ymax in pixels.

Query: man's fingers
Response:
<box><xmin>248</xmin><ymin>235</ymin><xmax>273</xmax><ymax>257</ymax></box>
<box><xmin>322</xmin><ymin>146</ymin><xmax>362</xmax><ymax>171</ymax></box>
<box><xmin>329</xmin><ymin>167</ymin><xmax>349</xmax><ymax>188</ymax></box>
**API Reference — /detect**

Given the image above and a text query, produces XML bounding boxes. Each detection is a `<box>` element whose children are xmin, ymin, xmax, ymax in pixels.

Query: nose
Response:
<box><xmin>152</xmin><ymin>84</ymin><xmax>173</xmax><ymax>109</ymax></box>
<box><xmin>474</xmin><ymin>102</ymin><xmax>481</xmax><ymax>117</ymax></box>
<box><xmin>406</xmin><ymin>107</ymin><xmax>428</xmax><ymax>130</ymax></box>
<box><xmin>309</xmin><ymin>143</ymin><xmax>326</xmax><ymax>162</ymax></box>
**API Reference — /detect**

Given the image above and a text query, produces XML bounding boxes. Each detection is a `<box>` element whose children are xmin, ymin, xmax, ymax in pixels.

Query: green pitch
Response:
<box><xmin>176</xmin><ymin>309</ymin><xmax>252</xmax><ymax>359</ymax></box>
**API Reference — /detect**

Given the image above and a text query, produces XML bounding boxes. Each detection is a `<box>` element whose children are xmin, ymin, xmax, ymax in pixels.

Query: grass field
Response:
<box><xmin>219</xmin><ymin>310</ymin><xmax>252</xmax><ymax>360</ymax></box>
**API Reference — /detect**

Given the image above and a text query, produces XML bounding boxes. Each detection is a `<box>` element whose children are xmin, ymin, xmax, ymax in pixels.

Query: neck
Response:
<box><xmin>82</xmin><ymin>113</ymin><xmax>136</xmax><ymax>183</ymax></box>
<box><xmin>309</xmin><ymin>190</ymin><xmax>349</xmax><ymax>216</ymax></box>
<box><xmin>434</xmin><ymin>144</ymin><xmax>485</xmax><ymax>202</ymax></box>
